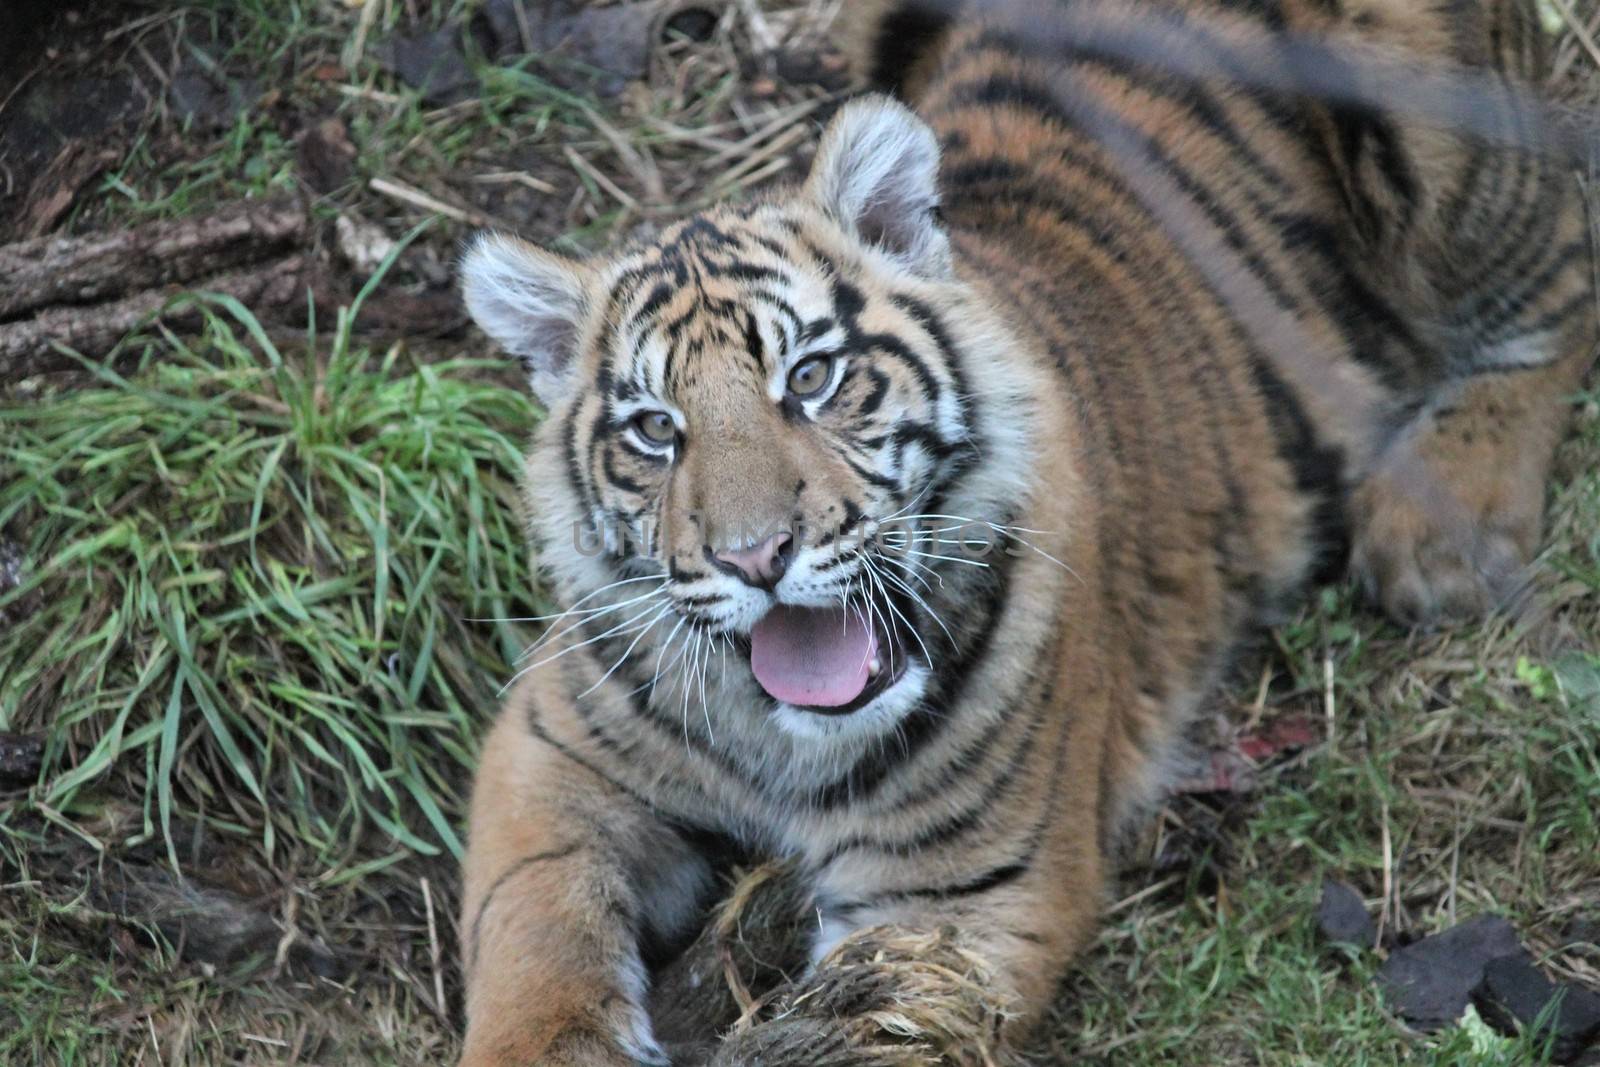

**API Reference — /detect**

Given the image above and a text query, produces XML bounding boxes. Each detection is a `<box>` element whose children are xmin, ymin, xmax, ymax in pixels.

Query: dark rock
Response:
<box><xmin>168</xmin><ymin>62</ymin><xmax>259</xmax><ymax>129</ymax></box>
<box><xmin>1564</xmin><ymin>915</ymin><xmax>1600</xmax><ymax>951</ymax></box>
<box><xmin>0</xmin><ymin>731</ymin><xmax>44</xmax><ymax>783</ymax></box>
<box><xmin>13</xmin><ymin>141</ymin><xmax>119</xmax><ymax>239</ymax></box>
<box><xmin>1317</xmin><ymin>879</ymin><xmax>1375</xmax><ymax>949</ymax></box>
<box><xmin>536</xmin><ymin>4</ymin><xmax>658</xmax><ymax>84</ymax></box>
<box><xmin>477</xmin><ymin>0</ymin><xmax>680</xmax><ymax>93</ymax></box>
<box><xmin>380</xmin><ymin>28</ymin><xmax>476</xmax><ymax>105</ymax></box>
<box><xmin>2</xmin><ymin>72</ymin><xmax>143</xmax><ymax>234</ymax></box>
<box><xmin>303</xmin><ymin>944</ymin><xmax>351</xmax><ymax>981</ymax></box>
<box><xmin>474</xmin><ymin>0</ymin><xmax>542</xmax><ymax>57</ymax></box>
<box><xmin>773</xmin><ymin>49</ymin><xmax>853</xmax><ymax>93</ymax></box>
<box><xmin>0</xmin><ymin>0</ymin><xmax>56</xmax><ymax>88</ymax></box>
<box><xmin>1378</xmin><ymin>914</ymin><xmax>1522</xmax><ymax>1031</ymax></box>
<box><xmin>1473</xmin><ymin>951</ymin><xmax>1550</xmax><ymax>1030</ymax></box>
<box><xmin>662</xmin><ymin>6</ymin><xmax>719</xmax><ymax>44</ymax></box>
<box><xmin>1473</xmin><ymin>954</ymin><xmax>1600</xmax><ymax>1064</ymax></box>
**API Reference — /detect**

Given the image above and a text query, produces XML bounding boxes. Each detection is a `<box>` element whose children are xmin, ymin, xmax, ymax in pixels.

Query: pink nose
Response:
<box><xmin>710</xmin><ymin>532</ymin><xmax>793</xmax><ymax>590</ymax></box>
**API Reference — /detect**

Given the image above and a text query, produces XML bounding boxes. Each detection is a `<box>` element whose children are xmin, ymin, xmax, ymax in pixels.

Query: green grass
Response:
<box><xmin>0</xmin><ymin>286</ymin><xmax>541</xmax><ymax>872</ymax></box>
<box><xmin>0</xmin><ymin>885</ymin><xmax>149</xmax><ymax>1067</ymax></box>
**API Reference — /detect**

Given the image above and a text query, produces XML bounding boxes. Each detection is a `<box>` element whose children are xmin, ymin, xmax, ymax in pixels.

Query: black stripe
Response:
<box><xmin>465</xmin><ymin>843</ymin><xmax>584</xmax><ymax>974</ymax></box>
<box><xmin>602</xmin><ymin>445</ymin><xmax>649</xmax><ymax>495</ymax></box>
<box><xmin>717</xmin><ymin>261</ymin><xmax>789</xmax><ymax>286</ymax></box>
<box><xmin>759</xmin><ymin>293</ymin><xmax>804</xmax><ymax>348</ymax></box>
<box><xmin>1521</xmin><ymin>287</ymin><xmax>1595</xmax><ymax>337</ymax></box>
<box><xmin>870</xmin><ymin>1</ymin><xmax>952</xmax><ymax>92</ymax></box>
<box><xmin>629</xmin><ymin>281</ymin><xmax>673</xmax><ymax>329</ymax></box>
<box><xmin>800</xmin><ymin>316</ymin><xmax>836</xmax><ymax>344</ymax></box>
<box><xmin>826</xmin><ymin>683</ymin><xmax>1050</xmax><ymax>858</ymax></box>
<box><xmin>856</xmin><ymin>366</ymin><xmax>892</xmax><ymax>418</ymax></box>
<box><xmin>910</xmin><ymin>859</ymin><xmax>1032</xmax><ymax>899</ymax></box>
<box><xmin>562</xmin><ymin>408</ymin><xmax>594</xmax><ymax>510</ymax></box>
<box><xmin>890</xmin><ymin>293</ymin><xmax>973</xmax><ymax>432</ymax></box>
<box><xmin>742</xmin><ymin>309</ymin><xmax>766</xmax><ymax>372</ymax></box>
<box><xmin>663</xmin><ymin>216</ymin><xmax>738</xmax><ymax>252</ymax></box>
<box><xmin>1466</xmin><ymin>225</ymin><xmax>1579</xmax><ymax>338</ymax></box>
<box><xmin>1244</xmin><ymin>354</ymin><xmax>1349</xmax><ymax>580</ymax></box>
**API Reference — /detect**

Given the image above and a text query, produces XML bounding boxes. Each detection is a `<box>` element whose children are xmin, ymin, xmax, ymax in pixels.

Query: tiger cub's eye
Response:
<box><xmin>786</xmin><ymin>355</ymin><xmax>833</xmax><ymax>398</ymax></box>
<box><xmin>632</xmin><ymin>411</ymin><xmax>677</xmax><ymax>445</ymax></box>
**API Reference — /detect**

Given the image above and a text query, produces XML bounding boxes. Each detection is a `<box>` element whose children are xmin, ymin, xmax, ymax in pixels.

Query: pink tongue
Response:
<box><xmin>750</xmin><ymin>605</ymin><xmax>877</xmax><ymax>708</ymax></box>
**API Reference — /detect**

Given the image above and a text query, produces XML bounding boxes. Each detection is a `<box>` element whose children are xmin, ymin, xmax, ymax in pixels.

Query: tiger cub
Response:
<box><xmin>455</xmin><ymin>0</ymin><xmax>1595</xmax><ymax>1061</ymax></box>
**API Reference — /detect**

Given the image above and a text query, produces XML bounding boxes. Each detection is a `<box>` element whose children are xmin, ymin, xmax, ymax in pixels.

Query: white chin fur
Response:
<box><xmin>770</xmin><ymin>662</ymin><xmax>931</xmax><ymax>743</ymax></box>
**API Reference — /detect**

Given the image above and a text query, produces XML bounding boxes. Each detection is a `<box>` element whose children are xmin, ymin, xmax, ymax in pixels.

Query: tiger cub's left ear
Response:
<box><xmin>806</xmin><ymin>96</ymin><xmax>951</xmax><ymax>278</ymax></box>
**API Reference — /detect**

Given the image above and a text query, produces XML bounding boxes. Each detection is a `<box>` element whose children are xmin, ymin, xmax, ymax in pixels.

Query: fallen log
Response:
<box><xmin>0</xmin><ymin>254</ymin><xmax>329</xmax><ymax>379</ymax></box>
<box><xmin>0</xmin><ymin>198</ymin><xmax>307</xmax><ymax>321</ymax></box>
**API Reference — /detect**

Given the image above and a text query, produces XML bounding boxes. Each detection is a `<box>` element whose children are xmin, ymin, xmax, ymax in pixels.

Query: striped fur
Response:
<box><xmin>455</xmin><ymin>1</ymin><xmax>1596</xmax><ymax>1062</ymax></box>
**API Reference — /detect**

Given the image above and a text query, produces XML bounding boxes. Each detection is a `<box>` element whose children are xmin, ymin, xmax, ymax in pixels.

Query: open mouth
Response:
<box><xmin>748</xmin><ymin>601</ymin><xmax>911</xmax><ymax>715</ymax></box>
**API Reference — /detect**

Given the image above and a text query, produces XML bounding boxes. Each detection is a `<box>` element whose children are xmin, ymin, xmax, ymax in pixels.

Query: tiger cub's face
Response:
<box><xmin>463</xmin><ymin>99</ymin><xmax>1026</xmax><ymax>740</ymax></box>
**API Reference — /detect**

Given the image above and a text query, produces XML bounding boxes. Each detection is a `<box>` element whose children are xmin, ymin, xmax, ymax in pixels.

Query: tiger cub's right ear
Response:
<box><xmin>460</xmin><ymin>233</ymin><xmax>592</xmax><ymax>404</ymax></box>
<box><xmin>806</xmin><ymin>95</ymin><xmax>950</xmax><ymax>278</ymax></box>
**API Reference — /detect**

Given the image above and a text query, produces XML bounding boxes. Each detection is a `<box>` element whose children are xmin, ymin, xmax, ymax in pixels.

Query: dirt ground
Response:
<box><xmin>1</xmin><ymin>1</ymin><xmax>1599</xmax><ymax>1065</ymax></box>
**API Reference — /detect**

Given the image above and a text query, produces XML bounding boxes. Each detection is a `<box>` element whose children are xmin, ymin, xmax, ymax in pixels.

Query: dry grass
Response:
<box><xmin>0</xmin><ymin>0</ymin><xmax>1597</xmax><ymax>1064</ymax></box>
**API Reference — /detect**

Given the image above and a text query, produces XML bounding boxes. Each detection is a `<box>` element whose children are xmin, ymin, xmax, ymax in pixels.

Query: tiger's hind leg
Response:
<box><xmin>1351</xmin><ymin>331</ymin><xmax>1595</xmax><ymax>625</ymax></box>
<box><xmin>1346</xmin><ymin>137</ymin><xmax>1596</xmax><ymax>626</ymax></box>
<box><xmin>1329</xmin><ymin>0</ymin><xmax>1599</xmax><ymax>624</ymax></box>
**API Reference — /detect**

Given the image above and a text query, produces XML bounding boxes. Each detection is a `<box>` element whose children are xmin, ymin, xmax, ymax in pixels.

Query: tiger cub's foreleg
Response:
<box><xmin>457</xmin><ymin>709</ymin><xmax>711</xmax><ymax>1067</ymax></box>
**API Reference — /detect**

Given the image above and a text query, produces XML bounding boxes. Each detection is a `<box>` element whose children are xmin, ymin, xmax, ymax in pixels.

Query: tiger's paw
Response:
<box><xmin>1349</xmin><ymin>460</ymin><xmax>1535</xmax><ymax>627</ymax></box>
<box><xmin>703</xmin><ymin>926</ymin><xmax>1012</xmax><ymax>1067</ymax></box>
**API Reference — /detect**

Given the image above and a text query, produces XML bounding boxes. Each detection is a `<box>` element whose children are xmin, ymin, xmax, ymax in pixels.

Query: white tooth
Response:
<box><xmin>869</xmin><ymin>657</ymin><xmax>881</xmax><ymax>677</ymax></box>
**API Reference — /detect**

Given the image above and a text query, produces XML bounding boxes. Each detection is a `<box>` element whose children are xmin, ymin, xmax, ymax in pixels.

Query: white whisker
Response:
<box><xmin>870</xmin><ymin>555</ymin><xmax>955</xmax><ymax>652</ymax></box>
<box><xmin>903</xmin><ymin>548</ymin><xmax>992</xmax><ymax>569</ymax></box>
<box><xmin>575</xmin><ymin>603</ymin><xmax>674</xmax><ymax>700</ymax></box>
<box><xmin>516</xmin><ymin>584</ymin><xmax>669</xmax><ymax>662</ymax></box>
<box><xmin>500</xmin><ymin>598</ymin><xmax>666</xmax><ymax>695</ymax></box>
<box><xmin>475</xmin><ymin>574</ymin><xmax>665</xmax><ymax>624</ymax></box>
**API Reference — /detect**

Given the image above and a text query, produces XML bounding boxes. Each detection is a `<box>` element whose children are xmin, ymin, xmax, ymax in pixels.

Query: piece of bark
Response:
<box><xmin>0</xmin><ymin>199</ymin><xmax>307</xmax><ymax>322</ymax></box>
<box><xmin>0</xmin><ymin>255</ymin><xmax>330</xmax><ymax>378</ymax></box>
<box><xmin>295</xmin><ymin>117</ymin><xmax>358</xmax><ymax>195</ymax></box>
